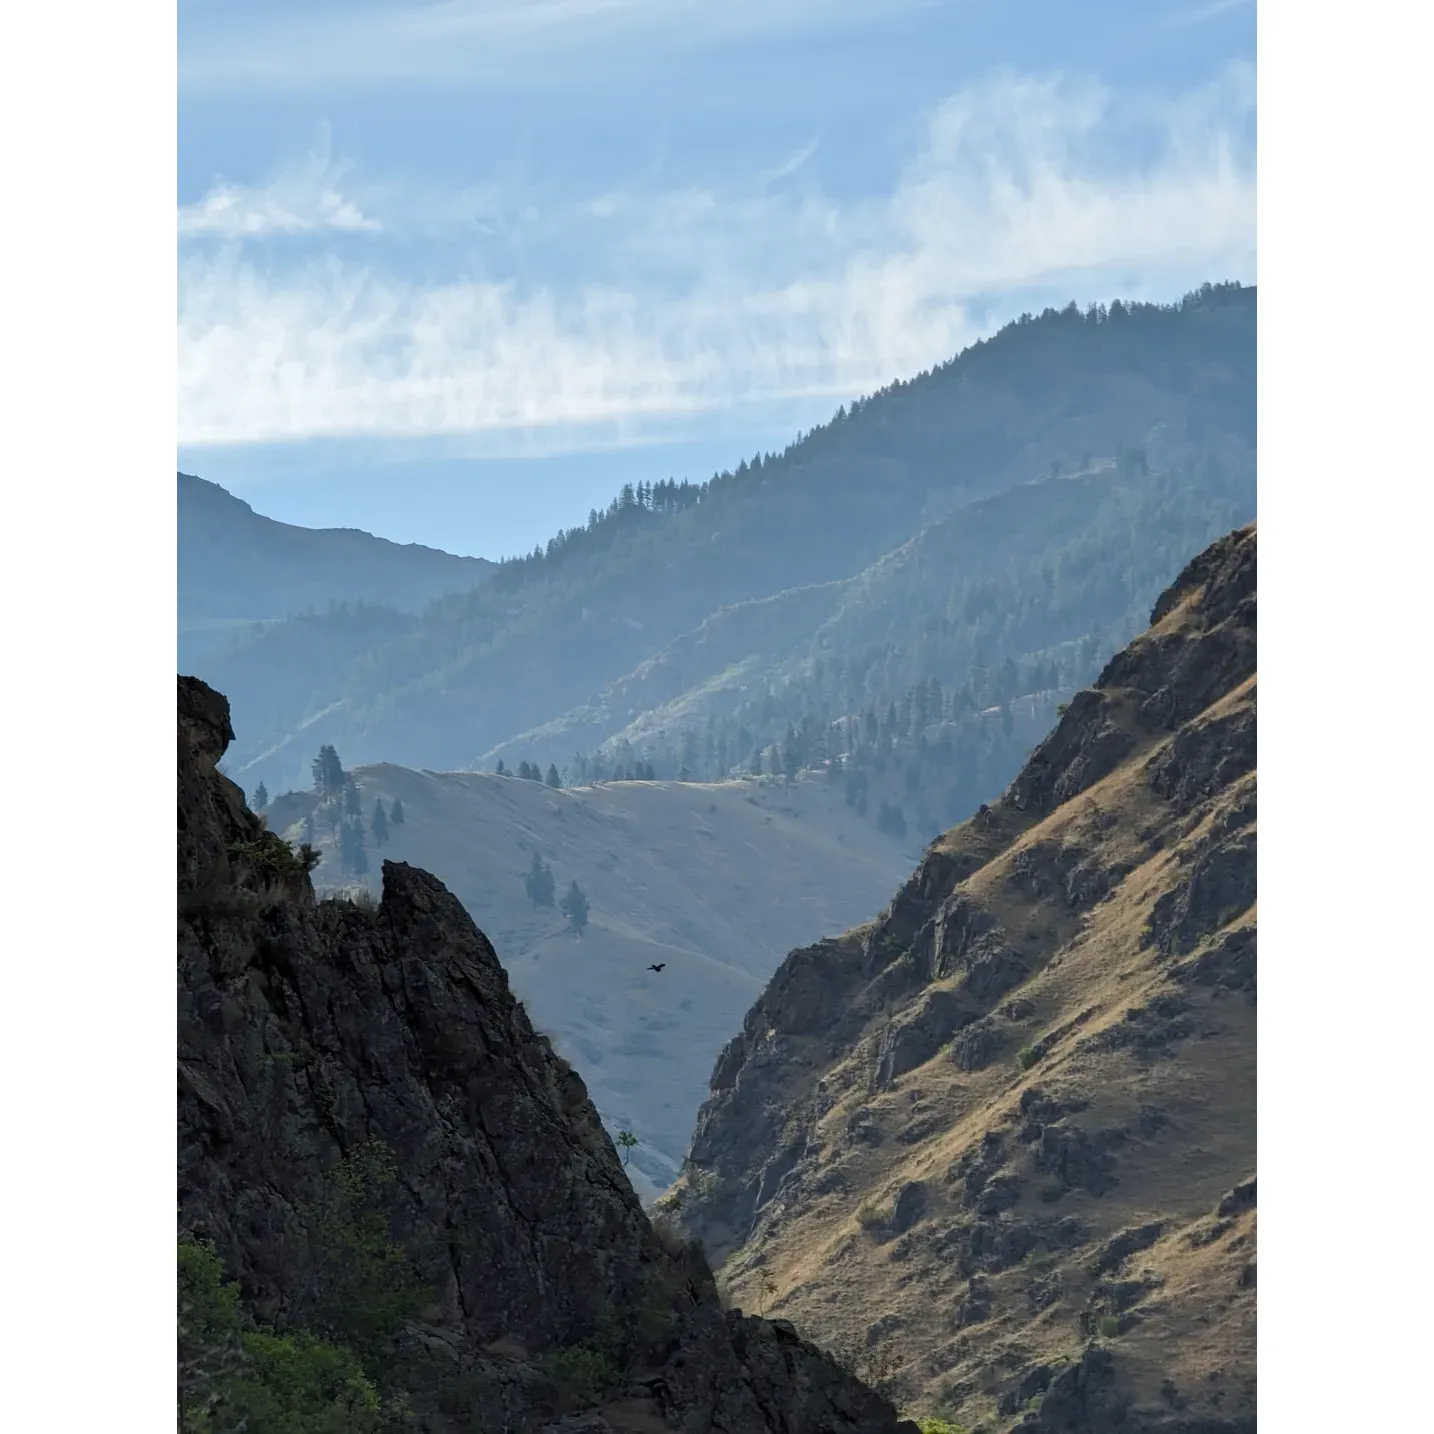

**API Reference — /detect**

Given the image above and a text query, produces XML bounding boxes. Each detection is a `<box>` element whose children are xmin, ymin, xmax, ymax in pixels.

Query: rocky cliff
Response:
<box><xmin>671</xmin><ymin>527</ymin><xmax>1257</xmax><ymax>1432</ymax></box>
<box><xmin>177</xmin><ymin>674</ymin><xmax>915</xmax><ymax>1434</ymax></box>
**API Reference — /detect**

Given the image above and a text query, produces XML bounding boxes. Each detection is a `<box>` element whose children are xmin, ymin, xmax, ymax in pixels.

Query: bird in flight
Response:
<box><xmin>647</xmin><ymin>963</ymin><xmax>666</xmax><ymax>973</ymax></box>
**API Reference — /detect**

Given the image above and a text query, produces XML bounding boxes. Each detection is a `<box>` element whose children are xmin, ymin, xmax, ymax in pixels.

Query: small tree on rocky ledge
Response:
<box><xmin>560</xmin><ymin>879</ymin><xmax>590</xmax><ymax>937</ymax></box>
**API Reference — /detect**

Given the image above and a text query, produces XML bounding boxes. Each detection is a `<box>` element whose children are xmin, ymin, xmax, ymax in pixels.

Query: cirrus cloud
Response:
<box><xmin>179</xmin><ymin>129</ymin><xmax>379</xmax><ymax>238</ymax></box>
<box><xmin>178</xmin><ymin>67</ymin><xmax>1255</xmax><ymax>451</ymax></box>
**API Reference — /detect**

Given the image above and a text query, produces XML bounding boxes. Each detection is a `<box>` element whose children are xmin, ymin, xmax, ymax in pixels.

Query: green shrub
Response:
<box><xmin>855</xmin><ymin>1199</ymin><xmax>891</xmax><ymax>1230</ymax></box>
<box><xmin>650</xmin><ymin>1213</ymin><xmax>686</xmax><ymax>1257</ymax></box>
<box><xmin>916</xmin><ymin>1420</ymin><xmax>971</xmax><ymax>1434</ymax></box>
<box><xmin>178</xmin><ymin>1239</ymin><xmax>384</xmax><ymax>1434</ymax></box>
<box><xmin>228</xmin><ymin>832</ymin><xmax>321</xmax><ymax>878</ymax></box>
<box><xmin>308</xmin><ymin>1141</ymin><xmax>431</xmax><ymax>1354</ymax></box>
<box><xmin>547</xmin><ymin>1343</ymin><xmax>617</xmax><ymax>1407</ymax></box>
<box><xmin>1017</xmin><ymin>1046</ymin><xmax>1041</xmax><ymax>1071</ymax></box>
<box><xmin>1098</xmin><ymin>1315</ymin><xmax>1121</xmax><ymax>1338</ymax></box>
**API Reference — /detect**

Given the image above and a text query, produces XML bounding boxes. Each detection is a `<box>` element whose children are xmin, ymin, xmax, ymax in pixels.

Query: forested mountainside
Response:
<box><xmin>177</xmin><ymin>472</ymin><xmax>491</xmax><ymax>667</ymax></box>
<box><xmin>190</xmin><ymin>284</ymin><xmax>1255</xmax><ymax>801</ymax></box>
<box><xmin>178</xmin><ymin>675</ymin><xmax>919</xmax><ymax>1434</ymax></box>
<box><xmin>668</xmin><ymin>526</ymin><xmax>1257</xmax><ymax>1433</ymax></box>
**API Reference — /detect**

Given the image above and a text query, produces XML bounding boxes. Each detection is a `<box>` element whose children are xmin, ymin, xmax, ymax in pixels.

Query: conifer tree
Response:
<box><xmin>252</xmin><ymin>781</ymin><xmax>269</xmax><ymax>812</ymax></box>
<box><xmin>495</xmin><ymin>758</ymin><xmax>507</xmax><ymax>775</ymax></box>
<box><xmin>339</xmin><ymin>819</ymin><xmax>369</xmax><ymax>877</ymax></box>
<box><xmin>546</xmin><ymin>763</ymin><xmax>561</xmax><ymax>788</ymax></box>
<box><xmin>524</xmin><ymin>851</ymin><xmax>556</xmax><ymax>909</ymax></box>
<box><xmin>344</xmin><ymin>782</ymin><xmax>362</xmax><ymax>818</ymax></box>
<box><xmin>389</xmin><ymin>799</ymin><xmax>406</xmax><ymax>826</ymax></box>
<box><xmin>370</xmin><ymin>799</ymin><xmax>389</xmax><ymax>848</ymax></box>
<box><xmin>877</xmin><ymin>801</ymin><xmax>908</xmax><ymax>839</ymax></box>
<box><xmin>310</xmin><ymin>745</ymin><xmax>346</xmax><ymax>798</ymax></box>
<box><xmin>560</xmin><ymin>879</ymin><xmax>590</xmax><ymax>936</ymax></box>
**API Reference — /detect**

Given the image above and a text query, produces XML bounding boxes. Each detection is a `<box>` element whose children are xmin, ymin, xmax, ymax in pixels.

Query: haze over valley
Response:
<box><xmin>175</xmin><ymin>8</ymin><xmax>1259</xmax><ymax>1427</ymax></box>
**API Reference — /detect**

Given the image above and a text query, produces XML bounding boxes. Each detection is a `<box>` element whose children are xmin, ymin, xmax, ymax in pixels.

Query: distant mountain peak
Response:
<box><xmin>178</xmin><ymin>471</ymin><xmax>493</xmax><ymax>655</ymax></box>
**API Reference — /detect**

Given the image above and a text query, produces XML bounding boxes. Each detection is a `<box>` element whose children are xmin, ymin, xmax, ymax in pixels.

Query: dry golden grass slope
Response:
<box><xmin>269</xmin><ymin>770</ymin><xmax>913</xmax><ymax>1201</ymax></box>
<box><xmin>670</xmin><ymin>525</ymin><xmax>1256</xmax><ymax>1434</ymax></box>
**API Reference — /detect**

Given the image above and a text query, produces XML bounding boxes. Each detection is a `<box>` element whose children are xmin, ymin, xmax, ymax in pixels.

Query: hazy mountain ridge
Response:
<box><xmin>177</xmin><ymin>472</ymin><xmax>492</xmax><ymax>666</ymax></box>
<box><xmin>190</xmin><ymin>286</ymin><xmax>1255</xmax><ymax>797</ymax></box>
<box><xmin>667</xmin><ymin>525</ymin><xmax>1257</xmax><ymax>1432</ymax></box>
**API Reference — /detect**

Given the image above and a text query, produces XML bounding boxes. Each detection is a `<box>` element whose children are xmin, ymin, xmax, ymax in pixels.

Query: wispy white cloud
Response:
<box><xmin>178</xmin><ymin>129</ymin><xmax>379</xmax><ymax>238</ymax></box>
<box><xmin>757</xmin><ymin>137</ymin><xmax>821</xmax><ymax>188</ymax></box>
<box><xmin>180</xmin><ymin>0</ymin><xmax>935</xmax><ymax>90</ymax></box>
<box><xmin>178</xmin><ymin>67</ymin><xmax>1256</xmax><ymax>450</ymax></box>
<box><xmin>1164</xmin><ymin>0</ymin><xmax>1253</xmax><ymax>29</ymax></box>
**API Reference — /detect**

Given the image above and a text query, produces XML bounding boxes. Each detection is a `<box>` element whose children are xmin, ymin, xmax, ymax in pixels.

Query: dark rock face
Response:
<box><xmin>1007</xmin><ymin>690</ymin><xmax>1138</xmax><ymax>817</ymax></box>
<box><xmin>1176</xmin><ymin>925</ymin><xmax>1257</xmax><ymax>995</ymax></box>
<box><xmin>1090</xmin><ymin>1222</ymin><xmax>1166</xmax><ymax>1276</ymax></box>
<box><xmin>1010</xmin><ymin>839</ymin><xmax>1134</xmax><ymax>913</ymax></box>
<box><xmin>872</xmin><ymin>990</ymin><xmax>972</xmax><ymax>1089</ymax></box>
<box><xmin>1085</xmin><ymin>997</ymin><xmax>1194</xmax><ymax>1059</ymax></box>
<box><xmin>1034</xmin><ymin>1120</ymin><xmax>1125</xmax><ymax>1197</ymax></box>
<box><xmin>889</xmin><ymin>1181</ymin><xmax>928</xmax><ymax>1235</ymax></box>
<box><xmin>1015</xmin><ymin>1345</ymin><xmax>1256</xmax><ymax>1434</ymax></box>
<box><xmin>1145</xmin><ymin>827</ymin><xmax>1256</xmax><ymax>958</ymax></box>
<box><xmin>949</xmin><ymin>1019</ymin><xmax>1002</xmax><ymax>1072</ymax></box>
<box><xmin>177</xmin><ymin>676</ymin><xmax>904</xmax><ymax>1434</ymax></box>
<box><xmin>1145</xmin><ymin>702</ymin><xmax>1256</xmax><ymax>814</ymax></box>
<box><xmin>1218</xmin><ymin>1178</ymin><xmax>1257</xmax><ymax>1219</ymax></box>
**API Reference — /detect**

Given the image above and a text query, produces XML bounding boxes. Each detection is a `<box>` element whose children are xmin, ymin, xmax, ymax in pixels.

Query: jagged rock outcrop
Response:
<box><xmin>178</xmin><ymin>675</ymin><xmax>914</xmax><ymax>1434</ymax></box>
<box><xmin>673</xmin><ymin>527</ymin><xmax>1257</xmax><ymax>1433</ymax></box>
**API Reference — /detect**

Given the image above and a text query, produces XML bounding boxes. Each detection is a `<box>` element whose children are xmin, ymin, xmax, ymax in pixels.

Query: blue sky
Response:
<box><xmin>178</xmin><ymin>0</ymin><xmax>1256</xmax><ymax>559</ymax></box>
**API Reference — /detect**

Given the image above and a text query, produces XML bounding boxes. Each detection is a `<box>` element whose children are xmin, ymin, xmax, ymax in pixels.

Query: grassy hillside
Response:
<box><xmin>195</xmin><ymin>285</ymin><xmax>1255</xmax><ymax>797</ymax></box>
<box><xmin>267</xmin><ymin>766</ymin><xmax>915</xmax><ymax>1200</ymax></box>
<box><xmin>668</xmin><ymin>526</ymin><xmax>1256</xmax><ymax>1431</ymax></box>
